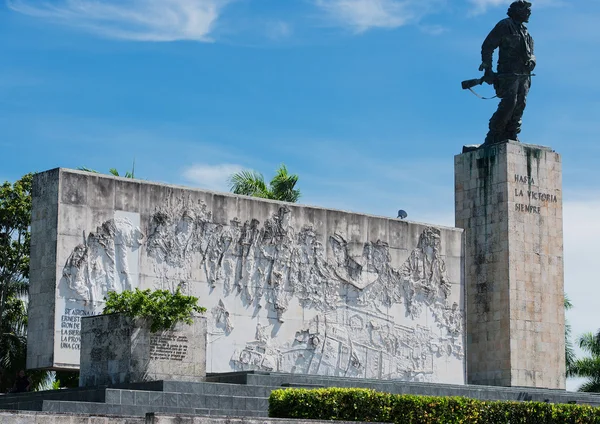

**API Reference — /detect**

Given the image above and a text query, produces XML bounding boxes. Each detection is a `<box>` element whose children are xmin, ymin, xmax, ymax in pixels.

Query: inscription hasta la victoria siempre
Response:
<box><xmin>513</xmin><ymin>174</ymin><xmax>559</xmax><ymax>215</ymax></box>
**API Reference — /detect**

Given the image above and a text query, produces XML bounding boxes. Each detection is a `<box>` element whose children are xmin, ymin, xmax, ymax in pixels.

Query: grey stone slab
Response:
<box><xmin>245</xmin><ymin>397</ymin><xmax>258</xmax><ymax>411</ymax></box>
<box><xmin>178</xmin><ymin>393</ymin><xmax>195</xmax><ymax>409</ymax></box>
<box><xmin>192</xmin><ymin>395</ymin><xmax>205</xmax><ymax>409</ymax></box>
<box><xmin>41</xmin><ymin>401</ymin><xmax>60</xmax><ymax>413</ymax></box>
<box><xmin>103</xmin><ymin>404</ymin><xmax>122</xmax><ymax>415</ymax></box>
<box><xmin>134</xmin><ymin>391</ymin><xmax>150</xmax><ymax>406</ymax></box>
<box><xmin>105</xmin><ymin>389</ymin><xmax>121</xmax><ymax>404</ymax></box>
<box><xmin>121</xmin><ymin>390</ymin><xmax>135</xmax><ymax>406</ymax></box>
<box><xmin>217</xmin><ymin>396</ymin><xmax>233</xmax><ymax>410</ymax></box>
<box><xmin>163</xmin><ymin>393</ymin><xmax>179</xmax><ymax>408</ymax></box>
<box><xmin>229</xmin><ymin>385</ymin><xmax>257</xmax><ymax>397</ymax></box>
<box><xmin>205</xmin><ymin>396</ymin><xmax>219</xmax><ymax>410</ymax></box>
<box><xmin>256</xmin><ymin>398</ymin><xmax>269</xmax><ymax>410</ymax></box>
<box><xmin>202</xmin><ymin>384</ymin><xmax>216</xmax><ymax>395</ymax></box>
<box><xmin>213</xmin><ymin>384</ymin><xmax>231</xmax><ymax>396</ymax></box>
<box><xmin>148</xmin><ymin>392</ymin><xmax>164</xmax><ymax>407</ymax></box>
<box><xmin>120</xmin><ymin>405</ymin><xmax>146</xmax><ymax>416</ymax></box>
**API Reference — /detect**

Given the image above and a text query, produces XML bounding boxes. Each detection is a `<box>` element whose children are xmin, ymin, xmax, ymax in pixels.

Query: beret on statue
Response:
<box><xmin>509</xmin><ymin>0</ymin><xmax>532</xmax><ymax>10</ymax></box>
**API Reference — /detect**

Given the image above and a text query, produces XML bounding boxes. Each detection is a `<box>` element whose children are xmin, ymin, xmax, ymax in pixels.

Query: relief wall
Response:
<box><xmin>30</xmin><ymin>169</ymin><xmax>465</xmax><ymax>383</ymax></box>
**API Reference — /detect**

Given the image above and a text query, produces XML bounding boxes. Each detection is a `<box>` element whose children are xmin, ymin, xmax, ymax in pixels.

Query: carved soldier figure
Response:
<box><xmin>480</xmin><ymin>0</ymin><xmax>535</xmax><ymax>144</ymax></box>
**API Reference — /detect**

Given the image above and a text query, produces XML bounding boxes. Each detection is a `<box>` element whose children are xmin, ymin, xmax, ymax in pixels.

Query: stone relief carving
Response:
<box><xmin>211</xmin><ymin>299</ymin><xmax>234</xmax><ymax>335</ymax></box>
<box><xmin>231</xmin><ymin>307</ymin><xmax>453</xmax><ymax>381</ymax></box>
<box><xmin>61</xmin><ymin>217</ymin><xmax>144</xmax><ymax>302</ymax></box>
<box><xmin>61</xmin><ymin>194</ymin><xmax>464</xmax><ymax>381</ymax></box>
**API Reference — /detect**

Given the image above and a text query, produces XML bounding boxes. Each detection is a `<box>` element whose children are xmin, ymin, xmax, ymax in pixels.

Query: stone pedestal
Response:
<box><xmin>455</xmin><ymin>141</ymin><xmax>565</xmax><ymax>389</ymax></box>
<box><xmin>79</xmin><ymin>314</ymin><xmax>207</xmax><ymax>387</ymax></box>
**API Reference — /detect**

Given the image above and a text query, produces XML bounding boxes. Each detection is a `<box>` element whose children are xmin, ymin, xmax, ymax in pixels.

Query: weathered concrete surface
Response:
<box><xmin>79</xmin><ymin>314</ymin><xmax>206</xmax><ymax>387</ymax></box>
<box><xmin>147</xmin><ymin>416</ymin><xmax>384</xmax><ymax>424</ymax></box>
<box><xmin>28</xmin><ymin>168</ymin><xmax>465</xmax><ymax>384</ymax></box>
<box><xmin>0</xmin><ymin>411</ymin><xmax>380</xmax><ymax>424</ymax></box>
<box><xmin>0</xmin><ymin>411</ymin><xmax>143</xmax><ymax>423</ymax></box>
<box><xmin>455</xmin><ymin>141</ymin><xmax>565</xmax><ymax>389</ymax></box>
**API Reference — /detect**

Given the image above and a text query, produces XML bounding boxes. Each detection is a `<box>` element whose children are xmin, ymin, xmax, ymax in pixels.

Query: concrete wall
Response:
<box><xmin>0</xmin><ymin>412</ymin><xmax>380</xmax><ymax>424</ymax></box>
<box><xmin>79</xmin><ymin>315</ymin><xmax>207</xmax><ymax>387</ymax></box>
<box><xmin>455</xmin><ymin>141</ymin><xmax>565</xmax><ymax>389</ymax></box>
<box><xmin>0</xmin><ymin>411</ymin><xmax>142</xmax><ymax>424</ymax></box>
<box><xmin>27</xmin><ymin>168</ymin><xmax>465</xmax><ymax>384</ymax></box>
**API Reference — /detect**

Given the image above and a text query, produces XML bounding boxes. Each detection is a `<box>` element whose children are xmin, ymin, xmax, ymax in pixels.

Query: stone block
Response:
<box><xmin>455</xmin><ymin>141</ymin><xmax>565</xmax><ymax>390</ymax></box>
<box><xmin>79</xmin><ymin>314</ymin><xmax>207</xmax><ymax>387</ymax></box>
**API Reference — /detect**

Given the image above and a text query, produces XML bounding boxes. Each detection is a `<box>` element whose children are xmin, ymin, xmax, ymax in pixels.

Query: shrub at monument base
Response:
<box><xmin>269</xmin><ymin>388</ymin><xmax>600</xmax><ymax>423</ymax></box>
<box><xmin>103</xmin><ymin>288</ymin><xmax>207</xmax><ymax>332</ymax></box>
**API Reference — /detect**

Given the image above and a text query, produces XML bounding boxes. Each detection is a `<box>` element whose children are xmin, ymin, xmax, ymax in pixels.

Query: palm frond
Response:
<box><xmin>109</xmin><ymin>168</ymin><xmax>120</xmax><ymax>177</ymax></box>
<box><xmin>564</xmin><ymin>292</ymin><xmax>573</xmax><ymax>310</ymax></box>
<box><xmin>578</xmin><ymin>378</ymin><xmax>600</xmax><ymax>393</ymax></box>
<box><xmin>229</xmin><ymin>170</ymin><xmax>268</xmax><ymax>197</ymax></box>
<box><xmin>566</xmin><ymin>334</ymin><xmax>576</xmax><ymax>376</ymax></box>
<box><xmin>569</xmin><ymin>357</ymin><xmax>600</xmax><ymax>378</ymax></box>
<box><xmin>269</xmin><ymin>164</ymin><xmax>301</xmax><ymax>202</ymax></box>
<box><xmin>579</xmin><ymin>331</ymin><xmax>600</xmax><ymax>357</ymax></box>
<box><xmin>77</xmin><ymin>167</ymin><xmax>98</xmax><ymax>173</ymax></box>
<box><xmin>5</xmin><ymin>279</ymin><xmax>29</xmax><ymax>298</ymax></box>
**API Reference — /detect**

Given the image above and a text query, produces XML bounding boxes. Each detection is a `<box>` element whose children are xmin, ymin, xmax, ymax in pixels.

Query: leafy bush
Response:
<box><xmin>269</xmin><ymin>387</ymin><xmax>600</xmax><ymax>424</ymax></box>
<box><xmin>103</xmin><ymin>288</ymin><xmax>206</xmax><ymax>332</ymax></box>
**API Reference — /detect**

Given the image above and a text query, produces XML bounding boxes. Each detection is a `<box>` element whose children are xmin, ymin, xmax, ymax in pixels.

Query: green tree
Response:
<box><xmin>570</xmin><ymin>330</ymin><xmax>600</xmax><ymax>392</ymax></box>
<box><xmin>229</xmin><ymin>164</ymin><xmax>301</xmax><ymax>203</ymax></box>
<box><xmin>565</xmin><ymin>293</ymin><xmax>575</xmax><ymax>375</ymax></box>
<box><xmin>0</xmin><ymin>174</ymin><xmax>49</xmax><ymax>392</ymax></box>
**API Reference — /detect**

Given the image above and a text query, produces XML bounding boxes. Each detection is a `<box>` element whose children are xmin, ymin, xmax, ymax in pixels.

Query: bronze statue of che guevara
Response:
<box><xmin>475</xmin><ymin>0</ymin><xmax>536</xmax><ymax>145</ymax></box>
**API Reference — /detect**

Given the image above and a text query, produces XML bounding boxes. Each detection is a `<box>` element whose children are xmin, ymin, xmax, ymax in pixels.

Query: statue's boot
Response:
<box><xmin>484</xmin><ymin>130</ymin><xmax>507</xmax><ymax>145</ymax></box>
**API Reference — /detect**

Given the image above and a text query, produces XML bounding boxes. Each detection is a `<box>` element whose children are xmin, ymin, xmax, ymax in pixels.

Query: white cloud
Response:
<box><xmin>314</xmin><ymin>0</ymin><xmax>441</xmax><ymax>33</ymax></box>
<box><xmin>6</xmin><ymin>0</ymin><xmax>231</xmax><ymax>42</ymax></box>
<box><xmin>266</xmin><ymin>20</ymin><xmax>293</xmax><ymax>40</ymax></box>
<box><xmin>182</xmin><ymin>163</ymin><xmax>244</xmax><ymax>192</ymax></box>
<box><xmin>468</xmin><ymin>0</ymin><xmax>565</xmax><ymax>16</ymax></box>
<box><xmin>563</xmin><ymin>196</ymin><xmax>600</xmax><ymax>390</ymax></box>
<box><xmin>419</xmin><ymin>24</ymin><xmax>448</xmax><ymax>36</ymax></box>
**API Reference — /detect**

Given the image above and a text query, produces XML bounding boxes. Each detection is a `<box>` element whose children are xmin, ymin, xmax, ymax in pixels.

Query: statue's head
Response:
<box><xmin>507</xmin><ymin>0</ymin><xmax>532</xmax><ymax>23</ymax></box>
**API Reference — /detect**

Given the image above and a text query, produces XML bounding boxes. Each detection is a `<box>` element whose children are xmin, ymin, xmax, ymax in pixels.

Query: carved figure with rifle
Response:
<box><xmin>462</xmin><ymin>1</ymin><xmax>536</xmax><ymax>145</ymax></box>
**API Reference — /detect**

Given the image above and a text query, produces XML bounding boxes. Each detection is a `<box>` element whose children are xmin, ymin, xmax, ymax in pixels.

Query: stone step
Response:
<box><xmin>159</xmin><ymin>381</ymin><xmax>275</xmax><ymax>397</ymax></box>
<box><xmin>0</xmin><ymin>399</ymin><xmax>44</xmax><ymax>412</ymax></box>
<box><xmin>242</xmin><ymin>373</ymin><xmax>600</xmax><ymax>407</ymax></box>
<box><xmin>0</xmin><ymin>387</ymin><xmax>107</xmax><ymax>407</ymax></box>
<box><xmin>42</xmin><ymin>400</ymin><xmax>267</xmax><ymax>417</ymax></box>
<box><xmin>102</xmin><ymin>390</ymin><xmax>269</xmax><ymax>411</ymax></box>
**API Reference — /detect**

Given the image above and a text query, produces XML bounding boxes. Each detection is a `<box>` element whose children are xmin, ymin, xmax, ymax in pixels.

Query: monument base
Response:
<box><xmin>455</xmin><ymin>140</ymin><xmax>565</xmax><ymax>389</ymax></box>
<box><xmin>79</xmin><ymin>314</ymin><xmax>207</xmax><ymax>387</ymax></box>
<box><xmin>1</xmin><ymin>371</ymin><xmax>599</xmax><ymax>419</ymax></box>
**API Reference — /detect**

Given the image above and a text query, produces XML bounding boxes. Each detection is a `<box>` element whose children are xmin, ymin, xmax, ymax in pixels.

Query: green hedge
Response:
<box><xmin>268</xmin><ymin>387</ymin><xmax>600</xmax><ymax>423</ymax></box>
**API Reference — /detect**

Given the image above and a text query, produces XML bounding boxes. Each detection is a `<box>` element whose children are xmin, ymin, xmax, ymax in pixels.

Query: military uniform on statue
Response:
<box><xmin>479</xmin><ymin>0</ymin><xmax>535</xmax><ymax>144</ymax></box>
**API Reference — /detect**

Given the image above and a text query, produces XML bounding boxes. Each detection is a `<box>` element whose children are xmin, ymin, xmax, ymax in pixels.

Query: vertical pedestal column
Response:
<box><xmin>455</xmin><ymin>141</ymin><xmax>565</xmax><ymax>389</ymax></box>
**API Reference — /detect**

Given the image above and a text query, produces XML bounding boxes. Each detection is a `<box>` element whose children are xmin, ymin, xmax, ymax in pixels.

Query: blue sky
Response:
<box><xmin>1</xmin><ymin>0</ymin><xmax>599</xmax><ymax>390</ymax></box>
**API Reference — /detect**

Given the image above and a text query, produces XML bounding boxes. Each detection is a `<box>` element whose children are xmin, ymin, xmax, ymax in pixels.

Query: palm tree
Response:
<box><xmin>229</xmin><ymin>164</ymin><xmax>301</xmax><ymax>203</ymax></box>
<box><xmin>565</xmin><ymin>293</ymin><xmax>575</xmax><ymax>375</ymax></box>
<box><xmin>78</xmin><ymin>161</ymin><xmax>135</xmax><ymax>179</ymax></box>
<box><xmin>570</xmin><ymin>330</ymin><xmax>600</xmax><ymax>392</ymax></box>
